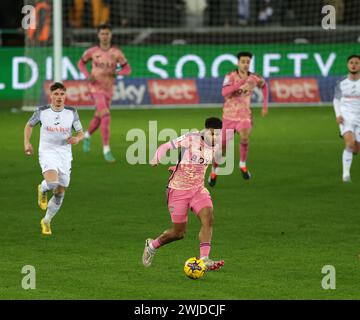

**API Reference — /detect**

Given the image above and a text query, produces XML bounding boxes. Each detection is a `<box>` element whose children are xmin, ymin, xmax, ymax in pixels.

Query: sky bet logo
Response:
<box><xmin>270</xmin><ymin>78</ymin><xmax>321</xmax><ymax>103</ymax></box>
<box><xmin>148</xmin><ymin>79</ymin><xmax>199</xmax><ymax>105</ymax></box>
<box><xmin>113</xmin><ymin>81</ymin><xmax>146</xmax><ymax>104</ymax></box>
<box><xmin>42</xmin><ymin>80</ymin><xmax>148</xmax><ymax>106</ymax></box>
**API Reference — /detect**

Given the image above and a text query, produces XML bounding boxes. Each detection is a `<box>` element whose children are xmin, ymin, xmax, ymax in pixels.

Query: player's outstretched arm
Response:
<box><xmin>150</xmin><ymin>141</ymin><xmax>174</xmax><ymax>166</ymax></box>
<box><xmin>24</xmin><ymin>122</ymin><xmax>34</xmax><ymax>155</ymax></box>
<box><xmin>150</xmin><ymin>133</ymin><xmax>190</xmax><ymax>166</ymax></box>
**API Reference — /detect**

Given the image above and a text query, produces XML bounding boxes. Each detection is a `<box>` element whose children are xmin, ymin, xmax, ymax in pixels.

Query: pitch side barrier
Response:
<box><xmin>20</xmin><ymin>76</ymin><xmax>339</xmax><ymax>111</ymax></box>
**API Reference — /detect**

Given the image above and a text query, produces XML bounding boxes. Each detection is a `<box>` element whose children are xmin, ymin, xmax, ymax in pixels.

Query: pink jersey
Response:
<box><xmin>152</xmin><ymin>132</ymin><xmax>219</xmax><ymax>190</ymax></box>
<box><xmin>79</xmin><ymin>45</ymin><xmax>128</xmax><ymax>97</ymax></box>
<box><xmin>222</xmin><ymin>70</ymin><xmax>265</xmax><ymax>121</ymax></box>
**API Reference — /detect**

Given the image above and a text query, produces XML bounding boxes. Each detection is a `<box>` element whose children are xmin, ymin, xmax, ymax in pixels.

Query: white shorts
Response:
<box><xmin>39</xmin><ymin>152</ymin><xmax>72</xmax><ymax>187</ymax></box>
<box><xmin>339</xmin><ymin>114</ymin><xmax>360</xmax><ymax>141</ymax></box>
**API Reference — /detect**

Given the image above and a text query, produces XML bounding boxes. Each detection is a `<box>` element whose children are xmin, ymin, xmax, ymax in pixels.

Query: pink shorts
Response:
<box><xmin>221</xmin><ymin>118</ymin><xmax>252</xmax><ymax>145</ymax></box>
<box><xmin>166</xmin><ymin>187</ymin><xmax>213</xmax><ymax>224</ymax></box>
<box><xmin>91</xmin><ymin>93</ymin><xmax>112</xmax><ymax>112</ymax></box>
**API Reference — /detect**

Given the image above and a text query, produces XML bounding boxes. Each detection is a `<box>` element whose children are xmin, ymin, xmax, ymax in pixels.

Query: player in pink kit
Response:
<box><xmin>208</xmin><ymin>51</ymin><xmax>268</xmax><ymax>186</ymax></box>
<box><xmin>77</xmin><ymin>23</ymin><xmax>131</xmax><ymax>163</ymax></box>
<box><xmin>142</xmin><ymin>118</ymin><xmax>225</xmax><ymax>271</ymax></box>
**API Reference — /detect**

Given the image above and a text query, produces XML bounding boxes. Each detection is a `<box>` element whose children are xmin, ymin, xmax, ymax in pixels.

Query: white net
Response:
<box><xmin>22</xmin><ymin>0</ymin><xmax>360</xmax><ymax>109</ymax></box>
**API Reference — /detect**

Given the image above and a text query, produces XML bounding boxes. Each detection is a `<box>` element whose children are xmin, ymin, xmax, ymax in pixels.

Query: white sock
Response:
<box><xmin>342</xmin><ymin>148</ymin><xmax>353</xmax><ymax>177</ymax></box>
<box><xmin>84</xmin><ymin>131</ymin><xmax>90</xmax><ymax>139</ymax></box>
<box><xmin>239</xmin><ymin>161</ymin><xmax>246</xmax><ymax>168</ymax></box>
<box><xmin>43</xmin><ymin>194</ymin><xmax>64</xmax><ymax>224</ymax></box>
<box><xmin>103</xmin><ymin>145</ymin><xmax>110</xmax><ymax>154</ymax></box>
<box><xmin>40</xmin><ymin>180</ymin><xmax>49</xmax><ymax>193</ymax></box>
<box><xmin>41</xmin><ymin>180</ymin><xmax>59</xmax><ymax>193</ymax></box>
<box><xmin>44</xmin><ymin>211</ymin><xmax>56</xmax><ymax>224</ymax></box>
<box><xmin>211</xmin><ymin>166</ymin><xmax>219</xmax><ymax>174</ymax></box>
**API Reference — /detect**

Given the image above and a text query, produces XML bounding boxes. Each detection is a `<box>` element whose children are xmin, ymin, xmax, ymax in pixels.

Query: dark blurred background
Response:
<box><xmin>1</xmin><ymin>0</ymin><xmax>359</xmax><ymax>46</ymax></box>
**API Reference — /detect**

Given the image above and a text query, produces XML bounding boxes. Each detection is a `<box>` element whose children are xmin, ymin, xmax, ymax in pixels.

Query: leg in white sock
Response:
<box><xmin>103</xmin><ymin>145</ymin><xmax>110</xmax><ymax>155</ymax></box>
<box><xmin>342</xmin><ymin>148</ymin><xmax>353</xmax><ymax>179</ymax></box>
<box><xmin>41</xmin><ymin>180</ymin><xmax>59</xmax><ymax>193</ymax></box>
<box><xmin>342</xmin><ymin>132</ymin><xmax>357</xmax><ymax>181</ymax></box>
<box><xmin>44</xmin><ymin>192</ymin><xmax>64</xmax><ymax>224</ymax></box>
<box><xmin>40</xmin><ymin>180</ymin><xmax>49</xmax><ymax>193</ymax></box>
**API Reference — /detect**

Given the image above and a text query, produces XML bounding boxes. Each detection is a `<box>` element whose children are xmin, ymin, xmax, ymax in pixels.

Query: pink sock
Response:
<box><xmin>240</xmin><ymin>142</ymin><xmax>249</xmax><ymax>164</ymax></box>
<box><xmin>200</xmin><ymin>242</ymin><xmax>211</xmax><ymax>259</ymax></box>
<box><xmin>100</xmin><ymin>114</ymin><xmax>111</xmax><ymax>146</ymax></box>
<box><xmin>151</xmin><ymin>238</ymin><xmax>162</xmax><ymax>249</ymax></box>
<box><xmin>88</xmin><ymin>116</ymin><xmax>101</xmax><ymax>135</ymax></box>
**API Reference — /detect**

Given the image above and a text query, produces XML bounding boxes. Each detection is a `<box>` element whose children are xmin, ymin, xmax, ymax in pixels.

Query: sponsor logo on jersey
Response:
<box><xmin>45</xmin><ymin>126</ymin><xmax>71</xmax><ymax>133</ymax></box>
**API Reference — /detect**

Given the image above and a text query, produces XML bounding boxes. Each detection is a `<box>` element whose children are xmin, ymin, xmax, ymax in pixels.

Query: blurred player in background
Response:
<box><xmin>333</xmin><ymin>54</ymin><xmax>360</xmax><ymax>182</ymax></box>
<box><xmin>24</xmin><ymin>82</ymin><xmax>84</xmax><ymax>235</ymax></box>
<box><xmin>143</xmin><ymin>117</ymin><xmax>225</xmax><ymax>271</ymax></box>
<box><xmin>208</xmin><ymin>51</ymin><xmax>268</xmax><ymax>186</ymax></box>
<box><xmin>77</xmin><ymin>23</ymin><xmax>131</xmax><ymax>163</ymax></box>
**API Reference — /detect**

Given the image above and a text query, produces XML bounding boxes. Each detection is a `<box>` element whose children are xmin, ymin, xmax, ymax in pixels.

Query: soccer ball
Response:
<box><xmin>184</xmin><ymin>257</ymin><xmax>206</xmax><ymax>280</ymax></box>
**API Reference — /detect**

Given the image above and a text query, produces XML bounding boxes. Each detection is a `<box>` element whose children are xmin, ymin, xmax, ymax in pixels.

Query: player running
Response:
<box><xmin>333</xmin><ymin>54</ymin><xmax>360</xmax><ymax>182</ymax></box>
<box><xmin>208</xmin><ymin>51</ymin><xmax>268</xmax><ymax>186</ymax></box>
<box><xmin>24</xmin><ymin>82</ymin><xmax>84</xmax><ymax>235</ymax></box>
<box><xmin>142</xmin><ymin>117</ymin><xmax>225</xmax><ymax>271</ymax></box>
<box><xmin>77</xmin><ymin>23</ymin><xmax>131</xmax><ymax>163</ymax></box>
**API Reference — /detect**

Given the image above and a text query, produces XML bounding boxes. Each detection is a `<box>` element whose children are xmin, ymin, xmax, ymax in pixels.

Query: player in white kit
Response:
<box><xmin>24</xmin><ymin>82</ymin><xmax>84</xmax><ymax>235</ymax></box>
<box><xmin>333</xmin><ymin>55</ymin><xmax>360</xmax><ymax>182</ymax></box>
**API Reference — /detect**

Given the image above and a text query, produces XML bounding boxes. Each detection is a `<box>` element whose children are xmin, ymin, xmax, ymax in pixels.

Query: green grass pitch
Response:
<box><xmin>0</xmin><ymin>105</ymin><xmax>360</xmax><ymax>299</ymax></box>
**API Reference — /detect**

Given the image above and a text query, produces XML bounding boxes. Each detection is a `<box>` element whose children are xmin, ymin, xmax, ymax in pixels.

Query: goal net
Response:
<box><xmin>22</xmin><ymin>0</ymin><xmax>360</xmax><ymax>110</ymax></box>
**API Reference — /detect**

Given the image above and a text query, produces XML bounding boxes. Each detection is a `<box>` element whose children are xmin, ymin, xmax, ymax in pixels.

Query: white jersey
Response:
<box><xmin>334</xmin><ymin>77</ymin><xmax>360</xmax><ymax>118</ymax></box>
<box><xmin>28</xmin><ymin>105</ymin><xmax>83</xmax><ymax>158</ymax></box>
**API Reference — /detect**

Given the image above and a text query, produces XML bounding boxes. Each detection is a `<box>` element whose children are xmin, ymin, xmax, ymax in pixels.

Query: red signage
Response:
<box><xmin>148</xmin><ymin>79</ymin><xmax>199</xmax><ymax>105</ymax></box>
<box><xmin>43</xmin><ymin>80</ymin><xmax>93</xmax><ymax>106</ymax></box>
<box><xmin>270</xmin><ymin>78</ymin><xmax>321</xmax><ymax>103</ymax></box>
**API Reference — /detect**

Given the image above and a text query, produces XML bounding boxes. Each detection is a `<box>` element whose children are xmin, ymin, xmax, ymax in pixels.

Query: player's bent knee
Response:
<box><xmin>209</xmin><ymin>210</ymin><xmax>214</xmax><ymax>223</ymax></box>
<box><xmin>206</xmin><ymin>212</ymin><xmax>214</xmax><ymax>227</ymax></box>
<box><xmin>199</xmin><ymin>208</ymin><xmax>214</xmax><ymax>226</ymax></box>
<box><xmin>99</xmin><ymin>110</ymin><xmax>110</xmax><ymax>118</ymax></box>
<box><xmin>353</xmin><ymin>143</ymin><xmax>360</xmax><ymax>154</ymax></box>
<box><xmin>346</xmin><ymin>143</ymin><xmax>356</xmax><ymax>151</ymax></box>
<box><xmin>55</xmin><ymin>186</ymin><xmax>66</xmax><ymax>194</ymax></box>
<box><xmin>47</xmin><ymin>181</ymin><xmax>60</xmax><ymax>191</ymax></box>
